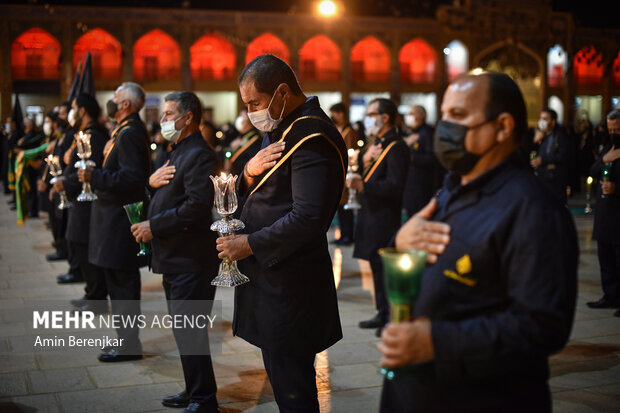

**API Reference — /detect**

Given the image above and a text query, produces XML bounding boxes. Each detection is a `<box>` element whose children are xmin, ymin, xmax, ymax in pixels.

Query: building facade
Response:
<box><xmin>1</xmin><ymin>0</ymin><xmax>619</xmax><ymax>126</ymax></box>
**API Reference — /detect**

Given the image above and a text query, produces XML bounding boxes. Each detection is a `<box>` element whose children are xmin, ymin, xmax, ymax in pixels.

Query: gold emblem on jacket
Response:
<box><xmin>443</xmin><ymin>254</ymin><xmax>476</xmax><ymax>286</ymax></box>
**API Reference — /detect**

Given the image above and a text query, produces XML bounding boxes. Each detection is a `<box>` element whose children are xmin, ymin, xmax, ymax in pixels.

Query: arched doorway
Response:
<box><xmin>547</xmin><ymin>44</ymin><xmax>567</xmax><ymax>87</ymax></box>
<box><xmin>350</xmin><ymin>36</ymin><xmax>389</xmax><ymax>83</ymax></box>
<box><xmin>133</xmin><ymin>29</ymin><xmax>180</xmax><ymax>81</ymax></box>
<box><xmin>573</xmin><ymin>46</ymin><xmax>603</xmax><ymax>86</ymax></box>
<box><xmin>399</xmin><ymin>38</ymin><xmax>436</xmax><ymax>84</ymax></box>
<box><xmin>74</xmin><ymin>28</ymin><xmax>122</xmax><ymax>79</ymax></box>
<box><xmin>190</xmin><ymin>33</ymin><xmax>236</xmax><ymax>80</ymax></box>
<box><xmin>11</xmin><ymin>28</ymin><xmax>61</xmax><ymax>79</ymax></box>
<box><xmin>298</xmin><ymin>35</ymin><xmax>341</xmax><ymax>81</ymax></box>
<box><xmin>475</xmin><ymin>42</ymin><xmax>543</xmax><ymax>125</ymax></box>
<box><xmin>445</xmin><ymin>40</ymin><xmax>468</xmax><ymax>82</ymax></box>
<box><xmin>245</xmin><ymin>33</ymin><xmax>290</xmax><ymax>64</ymax></box>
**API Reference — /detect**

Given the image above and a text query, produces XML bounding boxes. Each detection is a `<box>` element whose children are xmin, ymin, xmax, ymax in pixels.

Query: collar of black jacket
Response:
<box><xmin>443</xmin><ymin>151</ymin><xmax>525</xmax><ymax>197</ymax></box>
<box><xmin>375</xmin><ymin>127</ymin><xmax>399</xmax><ymax>148</ymax></box>
<box><xmin>267</xmin><ymin>96</ymin><xmax>320</xmax><ymax>143</ymax></box>
<box><xmin>170</xmin><ymin>131</ymin><xmax>202</xmax><ymax>151</ymax></box>
<box><xmin>118</xmin><ymin>112</ymin><xmax>141</xmax><ymax>125</ymax></box>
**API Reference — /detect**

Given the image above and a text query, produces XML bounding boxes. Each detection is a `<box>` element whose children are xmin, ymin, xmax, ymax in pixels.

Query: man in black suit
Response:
<box><xmin>216</xmin><ymin>54</ymin><xmax>347</xmax><ymax>413</ymax></box>
<box><xmin>130</xmin><ymin>91</ymin><xmax>220</xmax><ymax>413</ymax></box>
<box><xmin>78</xmin><ymin>82</ymin><xmax>150</xmax><ymax>362</ymax></box>
<box><xmin>227</xmin><ymin>108</ymin><xmax>262</xmax><ymax>176</ymax></box>
<box><xmin>587</xmin><ymin>109</ymin><xmax>620</xmax><ymax>315</ymax></box>
<box><xmin>530</xmin><ymin>108</ymin><xmax>570</xmax><ymax>204</ymax></box>
<box><xmin>402</xmin><ymin>105</ymin><xmax>443</xmax><ymax>217</ymax></box>
<box><xmin>347</xmin><ymin>98</ymin><xmax>410</xmax><ymax>336</ymax></box>
<box><xmin>54</xmin><ymin>94</ymin><xmax>108</xmax><ymax>313</ymax></box>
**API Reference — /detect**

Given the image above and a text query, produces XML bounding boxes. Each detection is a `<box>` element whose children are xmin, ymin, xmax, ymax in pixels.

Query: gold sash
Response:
<box><xmin>363</xmin><ymin>140</ymin><xmax>398</xmax><ymax>183</ymax></box>
<box><xmin>230</xmin><ymin>132</ymin><xmax>260</xmax><ymax>164</ymax></box>
<box><xmin>102</xmin><ymin>119</ymin><xmax>132</xmax><ymax>167</ymax></box>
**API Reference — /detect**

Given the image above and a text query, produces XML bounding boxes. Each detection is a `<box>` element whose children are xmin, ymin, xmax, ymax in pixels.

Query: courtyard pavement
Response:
<box><xmin>0</xmin><ymin>191</ymin><xmax>619</xmax><ymax>412</ymax></box>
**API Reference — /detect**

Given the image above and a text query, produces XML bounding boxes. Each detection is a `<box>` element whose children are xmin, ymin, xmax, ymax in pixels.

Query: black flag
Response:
<box><xmin>12</xmin><ymin>94</ymin><xmax>24</xmax><ymax>127</ymax></box>
<box><xmin>67</xmin><ymin>61</ymin><xmax>82</xmax><ymax>104</ymax></box>
<box><xmin>78</xmin><ymin>52</ymin><xmax>95</xmax><ymax>97</ymax></box>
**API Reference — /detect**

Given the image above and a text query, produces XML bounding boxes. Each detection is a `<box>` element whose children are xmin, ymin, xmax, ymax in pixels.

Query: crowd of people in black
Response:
<box><xmin>0</xmin><ymin>54</ymin><xmax>618</xmax><ymax>412</ymax></box>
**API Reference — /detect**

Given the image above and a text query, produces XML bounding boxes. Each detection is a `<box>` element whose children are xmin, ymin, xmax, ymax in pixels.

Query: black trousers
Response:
<box><xmin>67</xmin><ymin>240</ymin><xmax>80</xmax><ymax>276</ymax></box>
<box><xmin>72</xmin><ymin>241</ymin><xmax>107</xmax><ymax>302</ymax></box>
<box><xmin>26</xmin><ymin>166</ymin><xmax>39</xmax><ymax>217</ymax></box>
<box><xmin>336</xmin><ymin>205</ymin><xmax>355</xmax><ymax>241</ymax></box>
<box><xmin>261</xmin><ymin>349</ymin><xmax>318</xmax><ymax>413</ymax></box>
<box><xmin>102</xmin><ymin>267</ymin><xmax>141</xmax><ymax>352</ymax></box>
<box><xmin>597</xmin><ymin>241</ymin><xmax>620</xmax><ymax>304</ymax></box>
<box><xmin>48</xmin><ymin>196</ymin><xmax>68</xmax><ymax>257</ymax></box>
<box><xmin>369</xmin><ymin>253</ymin><xmax>390</xmax><ymax>322</ymax></box>
<box><xmin>162</xmin><ymin>271</ymin><xmax>218</xmax><ymax>407</ymax></box>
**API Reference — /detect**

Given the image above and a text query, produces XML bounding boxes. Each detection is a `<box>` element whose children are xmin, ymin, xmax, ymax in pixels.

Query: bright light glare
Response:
<box><xmin>471</xmin><ymin>67</ymin><xmax>485</xmax><ymax>75</ymax></box>
<box><xmin>443</xmin><ymin>47</ymin><xmax>451</xmax><ymax>55</ymax></box>
<box><xmin>150</xmin><ymin>143</ymin><xmax>157</xmax><ymax>151</ymax></box>
<box><xmin>318</xmin><ymin>0</ymin><xmax>337</xmax><ymax>17</ymax></box>
<box><xmin>587</xmin><ymin>176</ymin><xmax>593</xmax><ymax>184</ymax></box>
<box><xmin>398</xmin><ymin>255</ymin><xmax>413</xmax><ymax>271</ymax></box>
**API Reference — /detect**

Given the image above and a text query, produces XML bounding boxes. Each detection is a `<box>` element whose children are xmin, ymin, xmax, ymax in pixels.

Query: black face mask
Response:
<box><xmin>433</xmin><ymin>119</ymin><xmax>494</xmax><ymax>176</ymax></box>
<box><xmin>106</xmin><ymin>99</ymin><xmax>118</xmax><ymax>119</ymax></box>
<box><xmin>611</xmin><ymin>133</ymin><xmax>620</xmax><ymax>148</ymax></box>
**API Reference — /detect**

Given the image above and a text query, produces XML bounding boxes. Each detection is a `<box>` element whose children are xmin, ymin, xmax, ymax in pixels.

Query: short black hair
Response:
<box><xmin>46</xmin><ymin>111</ymin><xmax>58</xmax><ymax>123</ymax></box>
<box><xmin>239</xmin><ymin>54</ymin><xmax>303</xmax><ymax>96</ymax></box>
<box><xmin>75</xmin><ymin>93</ymin><xmax>100</xmax><ymax>120</ymax></box>
<box><xmin>330</xmin><ymin>103</ymin><xmax>346</xmax><ymax>114</ymax></box>
<box><xmin>542</xmin><ymin>107</ymin><xmax>558</xmax><ymax>121</ymax></box>
<box><xmin>606</xmin><ymin>108</ymin><xmax>620</xmax><ymax>120</ymax></box>
<box><xmin>474</xmin><ymin>72</ymin><xmax>528</xmax><ymax>146</ymax></box>
<box><xmin>164</xmin><ymin>91</ymin><xmax>202</xmax><ymax>125</ymax></box>
<box><xmin>370</xmin><ymin>98</ymin><xmax>397</xmax><ymax>125</ymax></box>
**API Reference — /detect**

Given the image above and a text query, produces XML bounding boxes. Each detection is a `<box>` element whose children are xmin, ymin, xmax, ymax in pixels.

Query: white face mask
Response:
<box><xmin>43</xmin><ymin>122</ymin><xmax>52</xmax><ymax>137</ymax></box>
<box><xmin>364</xmin><ymin>115</ymin><xmax>381</xmax><ymax>136</ymax></box>
<box><xmin>247</xmin><ymin>89</ymin><xmax>286</xmax><ymax>133</ymax></box>
<box><xmin>6</xmin><ymin>123</ymin><xmax>12</xmax><ymax>133</ymax></box>
<box><xmin>538</xmin><ymin>118</ymin><xmax>549</xmax><ymax>132</ymax></box>
<box><xmin>235</xmin><ymin>115</ymin><xmax>246</xmax><ymax>133</ymax></box>
<box><xmin>68</xmin><ymin>109</ymin><xmax>76</xmax><ymax>128</ymax></box>
<box><xmin>160</xmin><ymin>114</ymin><xmax>185</xmax><ymax>143</ymax></box>
<box><xmin>405</xmin><ymin>114</ymin><xmax>417</xmax><ymax>129</ymax></box>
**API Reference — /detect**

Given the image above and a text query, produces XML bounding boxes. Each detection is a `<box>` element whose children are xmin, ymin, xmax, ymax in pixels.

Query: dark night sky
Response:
<box><xmin>9</xmin><ymin>0</ymin><xmax>619</xmax><ymax>29</ymax></box>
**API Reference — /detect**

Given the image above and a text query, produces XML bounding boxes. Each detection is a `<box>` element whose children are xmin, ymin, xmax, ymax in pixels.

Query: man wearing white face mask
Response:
<box><xmin>78</xmin><ymin>82</ymin><xmax>150</xmax><ymax>362</ymax></box>
<box><xmin>347</xmin><ymin>98</ymin><xmax>410</xmax><ymax>337</ymax></box>
<box><xmin>402</xmin><ymin>105</ymin><xmax>443</xmax><ymax>217</ymax></box>
<box><xmin>226</xmin><ymin>108</ymin><xmax>261</xmax><ymax>176</ymax></box>
<box><xmin>216</xmin><ymin>54</ymin><xmax>347</xmax><ymax>413</ymax></box>
<box><xmin>131</xmin><ymin>91</ymin><xmax>220</xmax><ymax>413</ymax></box>
<box><xmin>530</xmin><ymin>108</ymin><xmax>570</xmax><ymax>204</ymax></box>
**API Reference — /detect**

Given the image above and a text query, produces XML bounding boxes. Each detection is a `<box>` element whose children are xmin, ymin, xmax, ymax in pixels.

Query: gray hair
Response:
<box><xmin>607</xmin><ymin>108</ymin><xmax>620</xmax><ymax>121</ymax></box>
<box><xmin>164</xmin><ymin>91</ymin><xmax>202</xmax><ymax>125</ymax></box>
<box><xmin>120</xmin><ymin>82</ymin><xmax>145</xmax><ymax>111</ymax></box>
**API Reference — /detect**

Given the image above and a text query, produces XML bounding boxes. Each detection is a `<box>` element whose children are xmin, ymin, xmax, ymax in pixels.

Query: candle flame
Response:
<box><xmin>398</xmin><ymin>255</ymin><xmax>413</xmax><ymax>271</ymax></box>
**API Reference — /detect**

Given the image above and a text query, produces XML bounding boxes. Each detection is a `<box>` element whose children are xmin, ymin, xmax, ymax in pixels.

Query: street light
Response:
<box><xmin>315</xmin><ymin>0</ymin><xmax>340</xmax><ymax>18</ymax></box>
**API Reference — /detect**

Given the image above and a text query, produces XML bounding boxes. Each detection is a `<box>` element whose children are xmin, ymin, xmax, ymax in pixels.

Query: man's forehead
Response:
<box><xmin>443</xmin><ymin>77</ymin><xmax>487</xmax><ymax>107</ymax></box>
<box><xmin>163</xmin><ymin>100</ymin><xmax>178</xmax><ymax>111</ymax></box>
<box><xmin>240</xmin><ymin>81</ymin><xmax>266</xmax><ymax>102</ymax></box>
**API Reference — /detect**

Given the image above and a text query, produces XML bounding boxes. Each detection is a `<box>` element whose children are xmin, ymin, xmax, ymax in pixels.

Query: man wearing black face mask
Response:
<box><xmin>78</xmin><ymin>82</ymin><xmax>151</xmax><ymax>362</ymax></box>
<box><xmin>587</xmin><ymin>109</ymin><xmax>620</xmax><ymax>315</ymax></box>
<box><xmin>530</xmin><ymin>108</ymin><xmax>570</xmax><ymax>204</ymax></box>
<box><xmin>378</xmin><ymin>72</ymin><xmax>577</xmax><ymax>413</ymax></box>
<box><xmin>347</xmin><ymin>98</ymin><xmax>410</xmax><ymax>336</ymax></box>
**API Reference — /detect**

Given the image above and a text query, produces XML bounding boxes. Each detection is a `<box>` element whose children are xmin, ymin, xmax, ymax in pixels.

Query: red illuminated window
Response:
<box><xmin>133</xmin><ymin>29</ymin><xmax>180</xmax><ymax>81</ymax></box>
<box><xmin>299</xmin><ymin>35</ymin><xmax>341</xmax><ymax>81</ymax></box>
<box><xmin>613</xmin><ymin>52</ymin><xmax>620</xmax><ymax>86</ymax></box>
<box><xmin>11</xmin><ymin>28</ymin><xmax>61</xmax><ymax>79</ymax></box>
<box><xmin>573</xmin><ymin>46</ymin><xmax>603</xmax><ymax>86</ymax></box>
<box><xmin>351</xmin><ymin>36</ymin><xmax>390</xmax><ymax>83</ymax></box>
<box><xmin>400</xmin><ymin>38</ymin><xmax>436</xmax><ymax>84</ymax></box>
<box><xmin>74</xmin><ymin>28</ymin><xmax>122</xmax><ymax>79</ymax></box>
<box><xmin>245</xmin><ymin>33</ymin><xmax>290</xmax><ymax>64</ymax></box>
<box><xmin>191</xmin><ymin>33</ymin><xmax>236</xmax><ymax>80</ymax></box>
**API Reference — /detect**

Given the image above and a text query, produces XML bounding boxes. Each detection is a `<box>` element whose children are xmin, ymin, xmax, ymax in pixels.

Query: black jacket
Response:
<box><xmin>591</xmin><ymin>147</ymin><xmax>620</xmax><ymax>245</ymax></box>
<box><xmin>147</xmin><ymin>132</ymin><xmax>219</xmax><ymax>274</ymax></box>
<box><xmin>234</xmin><ymin>96</ymin><xmax>347</xmax><ymax>355</ymax></box>
<box><xmin>88</xmin><ymin>113</ymin><xmax>150</xmax><ymax>271</ymax></box>
<box><xmin>402</xmin><ymin>123</ymin><xmax>441</xmax><ymax>215</ymax></box>
<box><xmin>63</xmin><ymin>125</ymin><xmax>107</xmax><ymax>244</ymax></box>
<box><xmin>382</xmin><ymin>154</ymin><xmax>578</xmax><ymax>412</ymax></box>
<box><xmin>353</xmin><ymin>128</ymin><xmax>409</xmax><ymax>260</ymax></box>
<box><xmin>229</xmin><ymin>129</ymin><xmax>262</xmax><ymax>177</ymax></box>
<box><xmin>536</xmin><ymin>126</ymin><xmax>570</xmax><ymax>202</ymax></box>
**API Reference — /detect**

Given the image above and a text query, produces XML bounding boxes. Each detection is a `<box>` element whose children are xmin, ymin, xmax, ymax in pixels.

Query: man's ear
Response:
<box><xmin>496</xmin><ymin>112</ymin><xmax>515</xmax><ymax>143</ymax></box>
<box><xmin>278</xmin><ymin>83</ymin><xmax>289</xmax><ymax>98</ymax></box>
<box><xmin>185</xmin><ymin>112</ymin><xmax>193</xmax><ymax>126</ymax></box>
